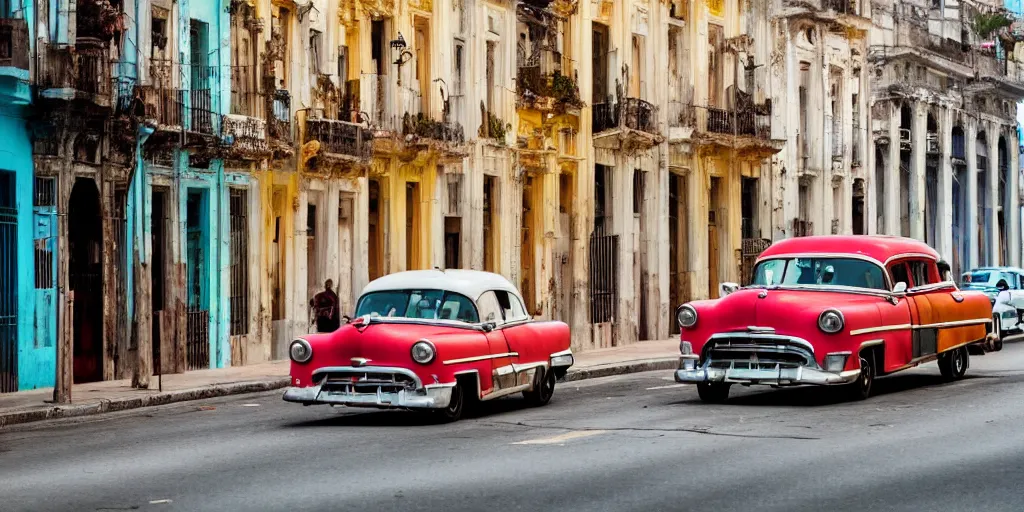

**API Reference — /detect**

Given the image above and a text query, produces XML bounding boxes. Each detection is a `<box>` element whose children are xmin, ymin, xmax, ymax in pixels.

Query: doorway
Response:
<box><xmin>444</xmin><ymin>217</ymin><xmax>461</xmax><ymax>269</ymax></box>
<box><xmin>69</xmin><ymin>178</ymin><xmax>104</xmax><ymax>383</ymax></box>
<box><xmin>521</xmin><ymin>176</ymin><xmax>537</xmax><ymax>315</ymax></box>
<box><xmin>669</xmin><ymin>172</ymin><xmax>689</xmax><ymax>334</ymax></box>
<box><xmin>708</xmin><ymin>177</ymin><xmax>722</xmax><ymax>299</ymax></box>
<box><xmin>368</xmin><ymin>179</ymin><xmax>382</xmax><ymax>280</ymax></box>
<box><xmin>483</xmin><ymin>175</ymin><xmax>497</xmax><ymax>272</ymax></box>
<box><xmin>185</xmin><ymin>189</ymin><xmax>210</xmax><ymax>370</ymax></box>
<box><xmin>151</xmin><ymin>188</ymin><xmax>168</xmax><ymax>373</ymax></box>
<box><xmin>0</xmin><ymin>171</ymin><xmax>17</xmax><ymax>392</ymax></box>
<box><xmin>405</xmin><ymin>182</ymin><xmax>422</xmax><ymax>270</ymax></box>
<box><xmin>852</xmin><ymin>178</ymin><xmax>865</xmax><ymax>235</ymax></box>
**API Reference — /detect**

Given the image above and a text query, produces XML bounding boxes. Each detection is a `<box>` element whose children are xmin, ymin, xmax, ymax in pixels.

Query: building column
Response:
<box><xmin>1009</xmin><ymin>127</ymin><xmax>1021</xmax><ymax>266</ymax></box>
<box><xmin>886</xmin><ymin>103</ymin><xmax>901</xmax><ymax>235</ymax></box>
<box><xmin>966</xmin><ymin>119</ymin><xmax>980</xmax><ymax>269</ymax></box>
<box><xmin>937</xmin><ymin>106</ymin><xmax>954</xmax><ymax>262</ymax></box>
<box><xmin>988</xmin><ymin>123</ymin><xmax>1000</xmax><ymax>265</ymax></box>
<box><xmin>909</xmin><ymin>101</ymin><xmax>927</xmax><ymax>240</ymax></box>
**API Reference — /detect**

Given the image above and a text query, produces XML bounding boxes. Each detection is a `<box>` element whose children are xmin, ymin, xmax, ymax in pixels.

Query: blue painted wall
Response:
<box><xmin>0</xmin><ymin>2</ymin><xmax>51</xmax><ymax>390</ymax></box>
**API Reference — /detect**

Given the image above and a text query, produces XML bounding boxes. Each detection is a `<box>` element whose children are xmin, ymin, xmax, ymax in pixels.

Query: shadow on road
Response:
<box><xmin>670</xmin><ymin>372</ymin><xmax>995</xmax><ymax>408</ymax></box>
<box><xmin>284</xmin><ymin>395</ymin><xmax>535</xmax><ymax>428</ymax></box>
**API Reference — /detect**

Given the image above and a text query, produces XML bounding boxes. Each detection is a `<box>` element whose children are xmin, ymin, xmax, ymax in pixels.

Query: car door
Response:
<box><xmin>492</xmin><ymin>290</ymin><xmax>539</xmax><ymax>387</ymax></box>
<box><xmin>905</xmin><ymin>258</ymin><xmax>982</xmax><ymax>357</ymax></box>
<box><xmin>883</xmin><ymin>260</ymin><xmax>916</xmax><ymax>371</ymax></box>
<box><xmin>476</xmin><ymin>291</ymin><xmax>516</xmax><ymax>393</ymax></box>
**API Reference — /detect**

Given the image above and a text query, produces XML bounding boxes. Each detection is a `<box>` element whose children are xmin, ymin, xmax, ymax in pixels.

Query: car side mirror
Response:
<box><xmin>719</xmin><ymin>282</ymin><xmax>740</xmax><ymax>297</ymax></box>
<box><xmin>341</xmin><ymin>315</ymin><xmax>352</xmax><ymax>325</ymax></box>
<box><xmin>481</xmin><ymin>321</ymin><xmax>496</xmax><ymax>332</ymax></box>
<box><xmin>892</xmin><ymin>282</ymin><xmax>908</xmax><ymax>295</ymax></box>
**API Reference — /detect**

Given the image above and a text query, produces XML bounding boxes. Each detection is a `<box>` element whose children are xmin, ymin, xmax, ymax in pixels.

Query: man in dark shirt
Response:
<box><xmin>309</xmin><ymin>279</ymin><xmax>340</xmax><ymax>333</ymax></box>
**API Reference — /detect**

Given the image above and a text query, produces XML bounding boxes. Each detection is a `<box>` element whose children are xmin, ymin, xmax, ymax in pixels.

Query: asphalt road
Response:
<box><xmin>4</xmin><ymin>343</ymin><xmax>1024</xmax><ymax>512</ymax></box>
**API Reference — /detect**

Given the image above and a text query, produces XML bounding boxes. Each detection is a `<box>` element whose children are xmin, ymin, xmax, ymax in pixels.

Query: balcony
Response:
<box><xmin>517</xmin><ymin>49</ymin><xmax>582</xmax><ymax>112</ymax></box>
<box><xmin>230</xmin><ymin>64</ymin><xmax>265</xmax><ymax>120</ymax></box>
<box><xmin>691</xmin><ymin>103</ymin><xmax>780</xmax><ymax>154</ymax></box>
<box><xmin>620</xmin><ymin>98</ymin><xmax>658</xmax><ymax>135</ymax></box>
<box><xmin>0</xmin><ymin>17</ymin><xmax>29</xmax><ymax>71</ymax></box>
<box><xmin>36</xmin><ymin>39</ymin><xmax>112</xmax><ymax>107</ymax></box>
<box><xmin>972</xmin><ymin>53</ymin><xmax>1024</xmax><ymax>97</ymax></box>
<box><xmin>186</xmin><ymin>65</ymin><xmax>218</xmax><ymax>136</ymax></box>
<box><xmin>304</xmin><ymin>115</ymin><xmax>373</xmax><ymax>162</ymax></box>
<box><xmin>402</xmin><ymin>112</ymin><xmax>465</xmax><ymax>145</ymax></box>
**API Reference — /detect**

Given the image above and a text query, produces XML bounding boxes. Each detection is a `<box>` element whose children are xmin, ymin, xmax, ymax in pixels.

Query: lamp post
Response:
<box><xmin>390</xmin><ymin>32</ymin><xmax>414</xmax><ymax>86</ymax></box>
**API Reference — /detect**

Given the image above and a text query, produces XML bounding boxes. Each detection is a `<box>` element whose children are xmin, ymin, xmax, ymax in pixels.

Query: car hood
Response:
<box><xmin>709</xmin><ymin>287</ymin><xmax>883</xmax><ymax>333</ymax></box>
<box><xmin>313</xmin><ymin>321</ymin><xmax>475</xmax><ymax>367</ymax></box>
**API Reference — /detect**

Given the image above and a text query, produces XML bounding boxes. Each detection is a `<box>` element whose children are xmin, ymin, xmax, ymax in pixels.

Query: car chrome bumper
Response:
<box><xmin>282</xmin><ymin>383</ymin><xmax>455</xmax><ymax>409</ymax></box>
<box><xmin>674</xmin><ymin>359</ymin><xmax>860</xmax><ymax>386</ymax></box>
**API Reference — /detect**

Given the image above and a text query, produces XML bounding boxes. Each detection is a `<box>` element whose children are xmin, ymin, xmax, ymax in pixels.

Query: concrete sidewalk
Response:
<box><xmin>0</xmin><ymin>338</ymin><xmax>679</xmax><ymax>428</ymax></box>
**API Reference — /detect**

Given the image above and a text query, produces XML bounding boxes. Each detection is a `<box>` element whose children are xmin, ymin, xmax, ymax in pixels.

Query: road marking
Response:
<box><xmin>646</xmin><ymin>384</ymin><xmax>687</xmax><ymax>390</ymax></box>
<box><xmin>150</xmin><ymin>499</ymin><xmax>173</xmax><ymax>504</ymax></box>
<box><xmin>241</xmin><ymin>403</ymin><xmax>261</xmax><ymax>407</ymax></box>
<box><xmin>512</xmin><ymin>430</ymin><xmax>608</xmax><ymax>446</ymax></box>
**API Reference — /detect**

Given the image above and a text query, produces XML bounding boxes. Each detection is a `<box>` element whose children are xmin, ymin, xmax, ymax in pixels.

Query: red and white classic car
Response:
<box><xmin>674</xmin><ymin>235</ymin><xmax>996</xmax><ymax>403</ymax></box>
<box><xmin>283</xmin><ymin>270</ymin><xmax>574</xmax><ymax>421</ymax></box>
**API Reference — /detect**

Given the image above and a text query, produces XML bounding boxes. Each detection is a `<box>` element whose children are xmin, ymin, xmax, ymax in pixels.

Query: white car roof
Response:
<box><xmin>359</xmin><ymin>269</ymin><xmax>521</xmax><ymax>302</ymax></box>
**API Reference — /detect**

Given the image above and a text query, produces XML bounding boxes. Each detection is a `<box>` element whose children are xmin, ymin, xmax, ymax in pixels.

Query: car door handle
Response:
<box><xmin>951</xmin><ymin>292</ymin><xmax>964</xmax><ymax>303</ymax></box>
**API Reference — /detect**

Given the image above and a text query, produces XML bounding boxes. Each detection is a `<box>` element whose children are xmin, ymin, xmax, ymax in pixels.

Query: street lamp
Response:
<box><xmin>390</xmin><ymin>32</ymin><xmax>414</xmax><ymax>86</ymax></box>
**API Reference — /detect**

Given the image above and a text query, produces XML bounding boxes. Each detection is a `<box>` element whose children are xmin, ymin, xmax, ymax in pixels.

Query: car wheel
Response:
<box><xmin>523</xmin><ymin>368</ymin><xmax>556</xmax><ymax>407</ymax></box>
<box><xmin>437</xmin><ymin>382</ymin><xmax>465</xmax><ymax>422</ymax></box>
<box><xmin>696</xmin><ymin>382</ymin><xmax>730</xmax><ymax>403</ymax></box>
<box><xmin>938</xmin><ymin>347</ymin><xmax>969</xmax><ymax>381</ymax></box>
<box><xmin>845</xmin><ymin>354</ymin><xmax>874</xmax><ymax>401</ymax></box>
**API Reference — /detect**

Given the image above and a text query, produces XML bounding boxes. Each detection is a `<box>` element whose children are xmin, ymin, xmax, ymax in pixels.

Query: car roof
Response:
<box><xmin>359</xmin><ymin>269</ymin><xmax>521</xmax><ymax>302</ymax></box>
<box><xmin>965</xmin><ymin>266</ymin><xmax>1022</xmax><ymax>273</ymax></box>
<box><xmin>756</xmin><ymin>235</ymin><xmax>940</xmax><ymax>266</ymax></box>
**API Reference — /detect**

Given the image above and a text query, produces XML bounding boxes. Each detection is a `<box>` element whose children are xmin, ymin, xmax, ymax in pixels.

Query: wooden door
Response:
<box><xmin>709</xmin><ymin>224</ymin><xmax>719</xmax><ymax>299</ymax></box>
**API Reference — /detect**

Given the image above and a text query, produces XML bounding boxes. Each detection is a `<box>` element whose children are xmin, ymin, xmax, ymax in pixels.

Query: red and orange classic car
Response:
<box><xmin>283</xmin><ymin>270</ymin><xmax>574</xmax><ymax>421</ymax></box>
<box><xmin>674</xmin><ymin>235</ymin><xmax>996</xmax><ymax>403</ymax></box>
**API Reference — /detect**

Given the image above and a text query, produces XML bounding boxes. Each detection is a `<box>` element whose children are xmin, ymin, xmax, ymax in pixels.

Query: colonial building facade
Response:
<box><xmin>1</xmin><ymin>0</ymin><xmax>1022</xmax><ymax>394</ymax></box>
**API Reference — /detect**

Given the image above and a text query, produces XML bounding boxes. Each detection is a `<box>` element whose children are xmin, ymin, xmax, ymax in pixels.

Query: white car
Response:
<box><xmin>962</xmin><ymin>266</ymin><xmax>1024</xmax><ymax>348</ymax></box>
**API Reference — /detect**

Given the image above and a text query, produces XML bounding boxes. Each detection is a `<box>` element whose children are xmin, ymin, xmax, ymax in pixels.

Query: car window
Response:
<box><xmin>495</xmin><ymin>290</ymin><xmax>530</xmax><ymax>322</ymax></box>
<box><xmin>906</xmin><ymin>260</ymin><xmax>934</xmax><ymax>287</ymax></box>
<box><xmin>355</xmin><ymin>289</ymin><xmax>479</xmax><ymax>323</ymax></box>
<box><xmin>889</xmin><ymin>262</ymin><xmax>910</xmax><ymax>288</ymax></box>
<box><xmin>751</xmin><ymin>257</ymin><xmax>887</xmax><ymax>290</ymax></box>
<box><xmin>963</xmin><ymin>271</ymin><xmax>992</xmax><ymax>285</ymax></box>
<box><xmin>477</xmin><ymin>291</ymin><xmax>504</xmax><ymax>324</ymax></box>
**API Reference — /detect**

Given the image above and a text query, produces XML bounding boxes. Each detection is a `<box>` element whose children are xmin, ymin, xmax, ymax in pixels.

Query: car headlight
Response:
<box><xmin>818</xmin><ymin>309</ymin><xmax>845</xmax><ymax>334</ymax></box>
<box><xmin>289</xmin><ymin>339</ymin><xmax>313</xmax><ymax>364</ymax></box>
<box><xmin>677</xmin><ymin>305</ymin><xmax>697</xmax><ymax>328</ymax></box>
<box><xmin>410</xmin><ymin>339</ymin><xmax>436</xmax><ymax>365</ymax></box>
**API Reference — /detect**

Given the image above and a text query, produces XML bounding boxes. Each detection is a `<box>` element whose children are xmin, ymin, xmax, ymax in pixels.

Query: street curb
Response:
<box><xmin>560</xmin><ymin>358</ymin><xmax>679</xmax><ymax>382</ymax></box>
<box><xmin>0</xmin><ymin>357</ymin><xmax>679</xmax><ymax>428</ymax></box>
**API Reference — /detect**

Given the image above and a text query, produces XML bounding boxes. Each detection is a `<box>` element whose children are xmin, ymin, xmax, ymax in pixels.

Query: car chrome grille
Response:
<box><xmin>703</xmin><ymin>334</ymin><xmax>816</xmax><ymax>368</ymax></box>
<box><xmin>316</xmin><ymin>370</ymin><xmax>418</xmax><ymax>394</ymax></box>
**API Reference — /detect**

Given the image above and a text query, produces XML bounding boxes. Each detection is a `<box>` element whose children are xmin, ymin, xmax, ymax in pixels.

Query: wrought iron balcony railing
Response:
<box><xmin>516</xmin><ymin>49</ymin><xmax>581</xmax><ymax>108</ymax></box>
<box><xmin>36</xmin><ymin>41</ymin><xmax>112</xmax><ymax>100</ymax></box>
<box><xmin>621</xmin><ymin>98</ymin><xmax>657</xmax><ymax>134</ymax></box>
<box><xmin>0</xmin><ymin>17</ymin><xmax>29</xmax><ymax>70</ymax></box>
<box><xmin>592</xmin><ymin>102</ymin><xmax>617</xmax><ymax>133</ymax></box>
<box><xmin>305</xmin><ymin>115</ymin><xmax>373</xmax><ymax>159</ymax></box>
<box><xmin>269</xmin><ymin>89</ymin><xmax>292</xmax><ymax>142</ymax></box>
<box><xmin>702</xmin><ymin>105</ymin><xmax>771</xmax><ymax>139</ymax></box>
<box><xmin>402</xmin><ymin>112</ymin><xmax>465</xmax><ymax>144</ymax></box>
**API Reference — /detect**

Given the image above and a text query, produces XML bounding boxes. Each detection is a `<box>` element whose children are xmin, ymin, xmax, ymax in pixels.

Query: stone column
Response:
<box><xmin>937</xmin><ymin>106</ymin><xmax>954</xmax><ymax>261</ymax></box>
<box><xmin>886</xmin><ymin>103</ymin><xmax>901</xmax><ymax>235</ymax></box>
<box><xmin>988</xmin><ymin>123</ymin><xmax>1000</xmax><ymax>265</ymax></box>
<box><xmin>966</xmin><ymin>119</ymin><xmax>980</xmax><ymax>269</ymax></box>
<box><xmin>1009</xmin><ymin>127</ymin><xmax>1021</xmax><ymax>266</ymax></box>
<box><xmin>909</xmin><ymin>101</ymin><xmax>927</xmax><ymax>240</ymax></box>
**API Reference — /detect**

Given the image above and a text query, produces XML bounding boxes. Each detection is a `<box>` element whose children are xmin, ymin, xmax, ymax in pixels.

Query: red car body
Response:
<box><xmin>283</xmin><ymin>270</ymin><xmax>574</xmax><ymax>420</ymax></box>
<box><xmin>674</xmin><ymin>235</ymin><xmax>995</xmax><ymax>402</ymax></box>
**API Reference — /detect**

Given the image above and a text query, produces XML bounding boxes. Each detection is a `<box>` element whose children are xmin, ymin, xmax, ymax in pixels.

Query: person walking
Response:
<box><xmin>309</xmin><ymin>279</ymin><xmax>340</xmax><ymax>333</ymax></box>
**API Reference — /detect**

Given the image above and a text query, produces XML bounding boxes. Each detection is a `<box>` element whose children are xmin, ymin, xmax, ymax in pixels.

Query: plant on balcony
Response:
<box><xmin>77</xmin><ymin>0</ymin><xmax>124</xmax><ymax>42</ymax></box>
<box><xmin>550</xmin><ymin>71</ymin><xmax>583</xmax><ymax>109</ymax></box>
<box><xmin>972</xmin><ymin>12</ymin><xmax>1013</xmax><ymax>40</ymax></box>
<box><xmin>479</xmin><ymin>102</ymin><xmax>508</xmax><ymax>142</ymax></box>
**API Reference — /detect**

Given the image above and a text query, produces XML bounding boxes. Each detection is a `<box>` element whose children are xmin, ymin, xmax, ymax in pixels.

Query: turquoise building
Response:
<box><xmin>0</xmin><ymin>2</ymin><xmax>36</xmax><ymax>392</ymax></box>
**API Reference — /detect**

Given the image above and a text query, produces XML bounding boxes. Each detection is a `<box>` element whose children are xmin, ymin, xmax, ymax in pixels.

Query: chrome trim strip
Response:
<box><xmin>442</xmin><ymin>352</ymin><xmax>519</xmax><ymax>365</ymax></box>
<box><xmin>907</xmin><ymin>281</ymin><xmax>959</xmax><ymax>294</ymax></box>
<box><xmin>849</xmin><ymin>324</ymin><xmax>913</xmax><ymax>335</ymax></box>
<box><xmin>850</xmin><ymin>318</ymin><xmax>991</xmax><ymax>336</ymax></box>
<box><xmin>707</xmin><ymin>332</ymin><xmax>815</xmax><ymax>353</ymax></box>
<box><xmin>550</xmin><ymin>349</ymin><xmax>574</xmax><ymax>358</ymax></box>
<box><xmin>480</xmin><ymin>383</ymin><xmax>532</xmax><ymax>401</ymax></box>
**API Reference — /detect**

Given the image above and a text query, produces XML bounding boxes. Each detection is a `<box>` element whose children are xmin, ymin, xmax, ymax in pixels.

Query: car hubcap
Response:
<box><xmin>860</xmin><ymin>358</ymin><xmax>871</xmax><ymax>391</ymax></box>
<box><xmin>955</xmin><ymin>350</ymin><xmax>964</xmax><ymax>373</ymax></box>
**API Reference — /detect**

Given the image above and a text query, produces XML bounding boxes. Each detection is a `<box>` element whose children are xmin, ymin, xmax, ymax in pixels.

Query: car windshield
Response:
<box><xmin>751</xmin><ymin>257</ymin><xmax>888</xmax><ymax>291</ymax></box>
<box><xmin>355</xmin><ymin>289</ymin><xmax>480</xmax><ymax>323</ymax></box>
